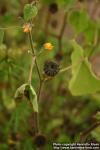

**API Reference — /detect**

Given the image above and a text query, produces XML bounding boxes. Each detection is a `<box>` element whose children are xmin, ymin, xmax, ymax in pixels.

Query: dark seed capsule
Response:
<box><xmin>34</xmin><ymin>134</ymin><xmax>47</xmax><ymax>147</ymax></box>
<box><xmin>44</xmin><ymin>61</ymin><xmax>60</xmax><ymax>77</ymax></box>
<box><xmin>49</xmin><ymin>3</ymin><xmax>58</xmax><ymax>14</ymax></box>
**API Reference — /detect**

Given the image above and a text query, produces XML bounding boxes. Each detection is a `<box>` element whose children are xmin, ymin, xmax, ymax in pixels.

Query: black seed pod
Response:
<box><xmin>44</xmin><ymin>61</ymin><xmax>60</xmax><ymax>77</ymax></box>
<box><xmin>49</xmin><ymin>3</ymin><xmax>58</xmax><ymax>14</ymax></box>
<box><xmin>34</xmin><ymin>134</ymin><xmax>47</xmax><ymax>147</ymax></box>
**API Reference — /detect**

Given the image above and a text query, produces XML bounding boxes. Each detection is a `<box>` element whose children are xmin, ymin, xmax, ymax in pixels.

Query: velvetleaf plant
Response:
<box><xmin>0</xmin><ymin>0</ymin><xmax>100</xmax><ymax>149</ymax></box>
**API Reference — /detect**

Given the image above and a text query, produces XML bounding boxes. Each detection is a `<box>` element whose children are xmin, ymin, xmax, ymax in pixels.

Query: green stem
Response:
<box><xmin>28</xmin><ymin>31</ymin><xmax>41</xmax><ymax>136</ymax></box>
<box><xmin>28</xmin><ymin>31</ymin><xmax>42</xmax><ymax>82</ymax></box>
<box><xmin>80</xmin><ymin>121</ymin><xmax>100</xmax><ymax>142</ymax></box>
<box><xmin>59</xmin><ymin>65</ymin><xmax>72</xmax><ymax>73</ymax></box>
<box><xmin>34</xmin><ymin>112</ymin><xmax>39</xmax><ymax>134</ymax></box>
<box><xmin>59</xmin><ymin>59</ymin><xmax>83</xmax><ymax>74</ymax></box>
<box><xmin>28</xmin><ymin>56</ymin><xmax>35</xmax><ymax>84</ymax></box>
<box><xmin>37</xmin><ymin>79</ymin><xmax>44</xmax><ymax>102</ymax></box>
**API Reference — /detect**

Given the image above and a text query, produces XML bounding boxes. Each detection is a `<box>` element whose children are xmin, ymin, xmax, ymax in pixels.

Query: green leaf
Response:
<box><xmin>70</xmin><ymin>40</ymin><xmax>84</xmax><ymax>75</ymax></box>
<box><xmin>69</xmin><ymin>10</ymin><xmax>89</xmax><ymax>33</ymax></box>
<box><xmin>25</xmin><ymin>84</ymin><xmax>38</xmax><ymax>112</ymax></box>
<box><xmin>84</xmin><ymin>21</ymin><xmax>96</xmax><ymax>43</ymax></box>
<box><xmin>14</xmin><ymin>83</ymin><xmax>27</xmax><ymax>99</ymax></box>
<box><xmin>24</xmin><ymin>4</ymin><xmax>38</xmax><ymax>21</ymax></box>
<box><xmin>15</xmin><ymin>83</ymin><xmax>38</xmax><ymax>112</ymax></box>
<box><xmin>0</xmin><ymin>30</ymin><xmax>4</xmax><ymax>44</ymax></box>
<box><xmin>69</xmin><ymin>41</ymin><xmax>100</xmax><ymax>96</ymax></box>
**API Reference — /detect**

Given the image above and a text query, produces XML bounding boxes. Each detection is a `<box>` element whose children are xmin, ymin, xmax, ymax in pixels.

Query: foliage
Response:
<box><xmin>69</xmin><ymin>40</ymin><xmax>100</xmax><ymax>95</ymax></box>
<box><xmin>0</xmin><ymin>0</ymin><xmax>100</xmax><ymax>149</ymax></box>
<box><xmin>24</xmin><ymin>4</ymin><xmax>38</xmax><ymax>21</ymax></box>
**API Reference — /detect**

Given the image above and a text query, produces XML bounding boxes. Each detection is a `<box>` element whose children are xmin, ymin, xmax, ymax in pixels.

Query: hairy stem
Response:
<box><xmin>28</xmin><ymin>31</ymin><xmax>42</xmax><ymax>135</ymax></box>
<box><xmin>37</xmin><ymin>79</ymin><xmax>44</xmax><ymax>102</ymax></box>
<box><xmin>59</xmin><ymin>59</ymin><xmax>83</xmax><ymax>74</ymax></box>
<box><xmin>28</xmin><ymin>31</ymin><xmax>42</xmax><ymax>82</ymax></box>
<box><xmin>34</xmin><ymin>112</ymin><xmax>39</xmax><ymax>134</ymax></box>
<box><xmin>59</xmin><ymin>65</ymin><xmax>72</xmax><ymax>73</ymax></box>
<box><xmin>28</xmin><ymin>56</ymin><xmax>35</xmax><ymax>84</ymax></box>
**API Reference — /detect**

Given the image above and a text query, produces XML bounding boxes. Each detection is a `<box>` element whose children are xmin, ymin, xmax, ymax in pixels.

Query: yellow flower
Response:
<box><xmin>43</xmin><ymin>42</ymin><xmax>53</xmax><ymax>51</ymax></box>
<box><xmin>23</xmin><ymin>23</ymin><xmax>32</xmax><ymax>33</ymax></box>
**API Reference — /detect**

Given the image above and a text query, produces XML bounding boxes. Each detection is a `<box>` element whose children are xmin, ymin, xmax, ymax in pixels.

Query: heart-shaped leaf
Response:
<box><xmin>25</xmin><ymin>84</ymin><xmax>38</xmax><ymax>112</ymax></box>
<box><xmin>69</xmin><ymin>40</ymin><xmax>100</xmax><ymax>96</ymax></box>
<box><xmin>24</xmin><ymin>4</ymin><xmax>38</xmax><ymax>21</ymax></box>
<box><xmin>70</xmin><ymin>40</ymin><xmax>84</xmax><ymax>75</ymax></box>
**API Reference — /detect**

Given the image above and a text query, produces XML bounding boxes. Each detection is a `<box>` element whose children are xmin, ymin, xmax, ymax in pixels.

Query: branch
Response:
<box><xmin>28</xmin><ymin>31</ymin><xmax>42</xmax><ymax>82</ymax></box>
<box><xmin>80</xmin><ymin>121</ymin><xmax>100</xmax><ymax>142</ymax></box>
<box><xmin>37</xmin><ymin>79</ymin><xmax>44</xmax><ymax>102</ymax></box>
<box><xmin>28</xmin><ymin>56</ymin><xmax>36</xmax><ymax>84</ymax></box>
<box><xmin>59</xmin><ymin>65</ymin><xmax>72</xmax><ymax>73</ymax></box>
<box><xmin>28</xmin><ymin>30</ymin><xmax>42</xmax><ymax>136</ymax></box>
<box><xmin>58</xmin><ymin>11</ymin><xmax>67</xmax><ymax>51</ymax></box>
